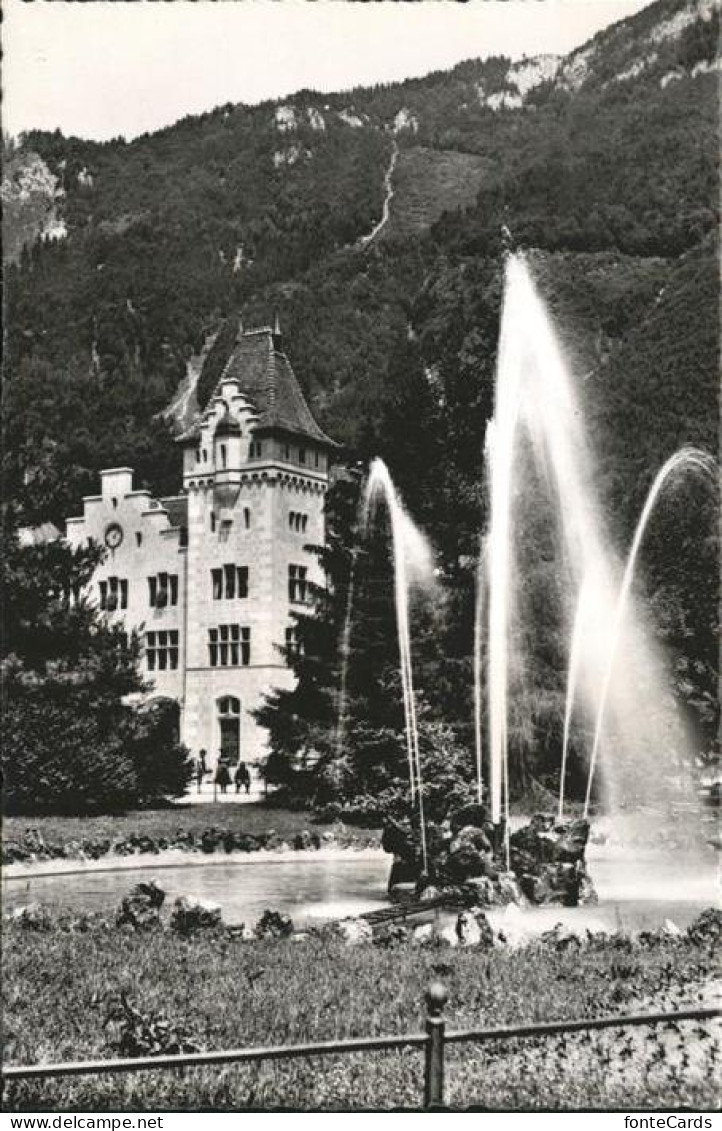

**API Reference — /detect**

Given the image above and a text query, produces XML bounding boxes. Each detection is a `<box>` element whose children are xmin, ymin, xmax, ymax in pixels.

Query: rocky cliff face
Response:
<box><xmin>1</xmin><ymin>150</ymin><xmax>67</xmax><ymax>264</ymax></box>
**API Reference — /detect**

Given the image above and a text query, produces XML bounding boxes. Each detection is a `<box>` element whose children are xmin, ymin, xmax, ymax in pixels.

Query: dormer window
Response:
<box><xmin>249</xmin><ymin>441</ymin><xmax>263</xmax><ymax>459</ymax></box>
<box><xmin>298</xmin><ymin>447</ymin><xmax>306</xmax><ymax>465</ymax></box>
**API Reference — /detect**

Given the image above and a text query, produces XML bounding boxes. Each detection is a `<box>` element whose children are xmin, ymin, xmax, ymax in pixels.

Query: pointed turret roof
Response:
<box><xmin>180</xmin><ymin>323</ymin><xmax>336</xmax><ymax>447</ymax></box>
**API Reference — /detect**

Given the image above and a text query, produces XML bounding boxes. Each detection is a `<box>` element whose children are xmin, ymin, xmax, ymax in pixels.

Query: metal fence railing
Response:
<box><xmin>2</xmin><ymin>985</ymin><xmax>718</xmax><ymax>1108</ymax></box>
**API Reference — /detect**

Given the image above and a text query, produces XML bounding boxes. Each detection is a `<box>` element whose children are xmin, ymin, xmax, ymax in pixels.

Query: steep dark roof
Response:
<box><xmin>183</xmin><ymin>325</ymin><xmax>336</xmax><ymax>447</ymax></box>
<box><xmin>159</xmin><ymin>495</ymin><xmax>189</xmax><ymax>528</ymax></box>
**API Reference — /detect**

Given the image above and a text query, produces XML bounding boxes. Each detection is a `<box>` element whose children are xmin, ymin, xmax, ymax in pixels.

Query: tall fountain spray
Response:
<box><xmin>473</xmin><ymin>536</ymin><xmax>487</xmax><ymax>806</ymax></box>
<box><xmin>583</xmin><ymin>447</ymin><xmax>718</xmax><ymax>817</ymax></box>
<box><xmin>335</xmin><ymin>546</ymin><xmax>359</xmax><ymax>764</ymax></box>
<box><xmin>485</xmin><ymin>253</ymin><xmax>701</xmax><ymax>825</ymax></box>
<box><xmin>360</xmin><ymin>459</ymin><xmax>435</xmax><ymax>872</ymax></box>
<box><xmin>558</xmin><ymin>576</ymin><xmax>592</xmax><ymax>820</ymax></box>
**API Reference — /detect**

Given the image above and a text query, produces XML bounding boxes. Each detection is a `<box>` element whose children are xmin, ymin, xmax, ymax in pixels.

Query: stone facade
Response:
<box><xmin>65</xmin><ymin>325</ymin><xmax>334</xmax><ymax>769</ymax></box>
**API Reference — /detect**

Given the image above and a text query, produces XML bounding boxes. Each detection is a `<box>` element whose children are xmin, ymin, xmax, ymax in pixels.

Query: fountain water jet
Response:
<box><xmin>558</xmin><ymin>575</ymin><xmax>592</xmax><ymax>820</ymax></box>
<box><xmin>473</xmin><ymin>536</ymin><xmax>487</xmax><ymax>806</ymax></box>
<box><xmin>485</xmin><ymin>253</ymin><xmax>705</xmax><ymax>827</ymax></box>
<box><xmin>583</xmin><ymin>447</ymin><xmax>718</xmax><ymax>817</ymax></box>
<box><xmin>335</xmin><ymin>546</ymin><xmax>359</xmax><ymax>763</ymax></box>
<box><xmin>360</xmin><ymin>458</ymin><xmax>436</xmax><ymax>872</ymax></box>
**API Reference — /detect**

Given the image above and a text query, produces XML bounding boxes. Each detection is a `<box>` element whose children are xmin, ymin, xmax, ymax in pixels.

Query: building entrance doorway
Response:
<box><xmin>217</xmin><ymin>696</ymin><xmax>241</xmax><ymax>764</ymax></box>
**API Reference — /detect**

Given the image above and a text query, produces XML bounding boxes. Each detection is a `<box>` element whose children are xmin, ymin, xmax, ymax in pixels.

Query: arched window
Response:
<box><xmin>218</xmin><ymin>696</ymin><xmax>241</xmax><ymax>716</ymax></box>
<box><xmin>217</xmin><ymin>695</ymin><xmax>241</xmax><ymax>763</ymax></box>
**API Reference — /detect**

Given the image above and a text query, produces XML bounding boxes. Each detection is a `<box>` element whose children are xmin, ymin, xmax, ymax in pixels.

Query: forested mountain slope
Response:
<box><xmin>3</xmin><ymin>0</ymin><xmax>718</xmax><ymax>533</ymax></box>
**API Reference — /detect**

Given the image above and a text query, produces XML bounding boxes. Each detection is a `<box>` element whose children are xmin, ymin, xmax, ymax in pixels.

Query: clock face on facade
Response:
<box><xmin>104</xmin><ymin>522</ymin><xmax>124</xmax><ymax>550</ymax></box>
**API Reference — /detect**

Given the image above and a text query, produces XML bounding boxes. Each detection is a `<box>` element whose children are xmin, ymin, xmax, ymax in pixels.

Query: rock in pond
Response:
<box><xmin>171</xmin><ymin>896</ymin><xmax>223</xmax><ymax>935</ymax></box>
<box><xmin>333</xmin><ymin>917</ymin><xmax>373</xmax><ymax>946</ymax></box>
<box><xmin>456</xmin><ymin>908</ymin><xmax>494</xmax><ymax>948</ymax></box>
<box><xmin>116</xmin><ymin>881</ymin><xmax>165</xmax><ymax>931</ymax></box>
<box><xmin>255</xmin><ymin>909</ymin><xmax>294</xmax><ymax>939</ymax></box>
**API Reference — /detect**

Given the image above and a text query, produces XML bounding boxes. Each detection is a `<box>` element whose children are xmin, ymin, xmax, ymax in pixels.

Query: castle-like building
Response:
<box><xmin>66</xmin><ymin>324</ymin><xmax>335</xmax><ymax>769</ymax></box>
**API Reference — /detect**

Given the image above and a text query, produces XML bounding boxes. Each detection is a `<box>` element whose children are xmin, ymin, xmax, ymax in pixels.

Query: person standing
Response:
<box><xmin>215</xmin><ymin>761</ymin><xmax>231</xmax><ymax>795</ymax></box>
<box><xmin>235</xmin><ymin>761</ymin><xmax>251</xmax><ymax>795</ymax></box>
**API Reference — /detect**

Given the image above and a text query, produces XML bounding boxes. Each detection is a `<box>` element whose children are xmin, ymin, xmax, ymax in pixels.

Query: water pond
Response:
<box><xmin>3</xmin><ymin>846</ymin><xmax>718</xmax><ymax>935</ymax></box>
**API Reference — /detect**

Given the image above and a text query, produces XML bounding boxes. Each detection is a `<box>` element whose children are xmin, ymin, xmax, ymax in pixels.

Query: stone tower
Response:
<box><xmin>66</xmin><ymin>322</ymin><xmax>335</xmax><ymax>770</ymax></box>
<box><xmin>178</xmin><ymin>322</ymin><xmax>335</xmax><ymax>767</ymax></box>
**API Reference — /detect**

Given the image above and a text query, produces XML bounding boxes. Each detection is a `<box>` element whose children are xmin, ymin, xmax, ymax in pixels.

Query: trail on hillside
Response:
<box><xmin>161</xmin><ymin>330</ymin><xmax>219</xmax><ymax>432</ymax></box>
<box><xmin>357</xmin><ymin>142</ymin><xmax>399</xmax><ymax>249</ymax></box>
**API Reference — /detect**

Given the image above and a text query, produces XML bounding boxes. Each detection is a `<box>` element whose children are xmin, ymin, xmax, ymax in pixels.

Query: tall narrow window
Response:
<box><xmin>212</xmin><ymin>568</ymin><xmax>223</xmax><ymax>600</ymax></box>
<box><xmin>229</xmin><ymin>623</ymin><xmax>240</xmax><ymax>666</ymax></box>
<box><xmin>223</xmin><ymin>563</ymin><xmax>236</xmax><ymax>600</ymax></box>
<box><xmin>120</xmin><ymin>579</ymin><xmax>128</xmax><ymax>609</ymax></box>
<box><xmin>209</xmin><ymin>627</ymin><xmax>218</xmax><ymax>667</ymax></box>
<box><xmin>170</xmin><ymin>575</ymin><xmax>179</xmax><ymax>606</ymax></box>
<box><xmin>148</xmin><ymin>576</ymin><xmax>158</xmax><ymax>606</ymax></box>
<box><xmin>220</xmin><ymin>444</ymin><xmax>227</xmax><ymax>468</ymax></box>
<box><xmin>105</xmin><ymin>576</ymin><xmax>122</xmax><ymax>610</ymax></box>
<box><xmin>299</xmin><ymin>447</ymin><xmax>306</xmax><ymax>465</ymax></box>
<box><xmin>146</xmin><ymin>631</ymin><xmax>156</xmax><ymax>671</ymax></box>
<box><xmin>157</xmin><ymin>572</ymin><xmax>169</xmax><ymax>607</ymax></box>
<box><xmin>210</xmin><ymin>512</ymin><xmax>216</xmax><ymax>532</ymax></box>
<box><xmin>288</xmin><ymin>564</ymin><xmax>308</xmax><ymax>604</ymax></box>
<box><xmin>285</xmin><ymin>625</ymin><xmax>304</xmax><ymax>663</ymax></box>
<box><xmin>219</xmin><ymin>624</ymin><xmax>229</xmax><ymax>666</ymax></box>
<box><xmin>243</xmin><ymin>507</ymin><xmax>251</xmax><ymax>530</ymax></box>
<box><xmin>236</xmin><ymin>567</ymin><xmax>249</xmax><ymax>598</ymax></box>
<box><xmin>99</xmin><ymin>580</ymin><xmax>108</xmax><ymax>609</ymax></box>
<box><xmin>169</xmin><ymin>630</ymin><xmax>179</xmax><ymax>670</ymax></box>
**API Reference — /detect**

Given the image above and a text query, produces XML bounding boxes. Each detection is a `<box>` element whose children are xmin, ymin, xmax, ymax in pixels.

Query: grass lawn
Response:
<box><xmin>2</xmin><ymin>804</ymin><xmax>380</xmax><ymax>852</ymax></box>
<box><xmin>3</xmin><ymin>925</ymin><xmax>718</xmax><ymax>1111</ymax></box>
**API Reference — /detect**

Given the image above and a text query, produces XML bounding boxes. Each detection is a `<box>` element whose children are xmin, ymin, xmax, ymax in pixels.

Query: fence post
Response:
<box><xmin>424</xmin><ymin>981</ymin><xmax>448</xmax><ymax>1108</ymax></box>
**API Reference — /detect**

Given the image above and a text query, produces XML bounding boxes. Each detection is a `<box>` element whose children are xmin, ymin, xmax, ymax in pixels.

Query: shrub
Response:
<box><xmin>2</xmin><ymin>682</ymin><xmax>192</xmax><ymax>815</ymax></box>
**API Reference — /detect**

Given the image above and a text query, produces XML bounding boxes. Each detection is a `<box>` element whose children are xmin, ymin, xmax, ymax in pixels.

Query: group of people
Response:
<box><xmin>193</xmin><ymin>749</ymin><xmax>253</xmax><ymax>795</ymax></box>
